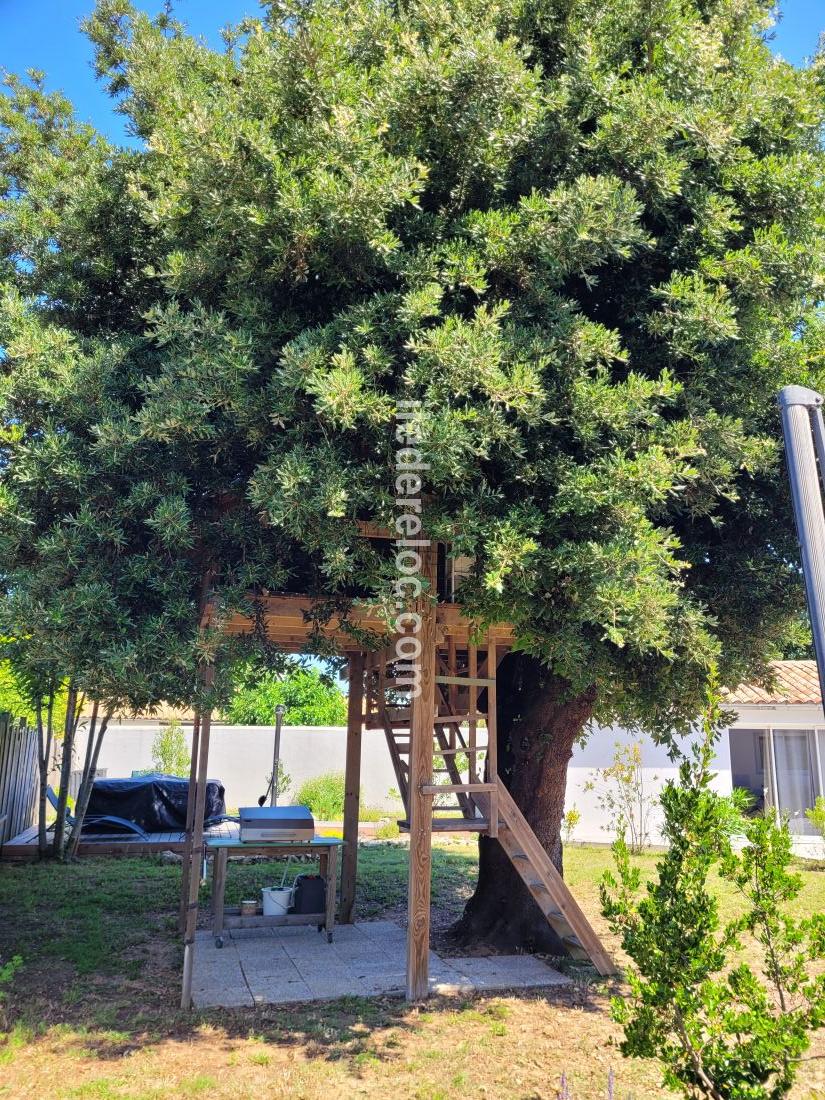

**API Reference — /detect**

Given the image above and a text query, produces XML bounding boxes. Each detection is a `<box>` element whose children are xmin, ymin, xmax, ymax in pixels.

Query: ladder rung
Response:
<box><xmin>435</xmin><ymin>675</ymin><xmax>495</xmax><ymax>688</ymax></box>
<box><xmin>433</xmin><ymin>746</ymin><xmax>486</xmax><ymax>756</ymax></box>
<box><xmin>398</xmin><ymin>818</ymin><xmax>491</xmax><ymax>833</ymax></box>
<box><xmin>433</xmin><ymin>714</ymin><xmax>485</xmax><ymax>724</ymax></box>
<box><xmin>421</xmin><ymin>782</ymin><xmax>496</xmax><ymax>795</ymax></box>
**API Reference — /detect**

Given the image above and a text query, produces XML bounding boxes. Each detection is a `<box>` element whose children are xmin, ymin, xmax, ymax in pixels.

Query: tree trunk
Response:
<box><xmin>35</xmin><ymin>696</ymin><xmax>54</xmax><ymax>859</ymax></box>
<box><xmin>66</xmin><ymin>704</ymin><xmax>112</xmax><ymax>861</ymax></box>
<box><xmin>51</xmin><ymin>684</ymin><xmax>79</xmax><ymax>858</ymax></box>
<box><xmin>451</xmin><ymin>652</ymin><xmax>596</xmax><ymax>953</ymax></box>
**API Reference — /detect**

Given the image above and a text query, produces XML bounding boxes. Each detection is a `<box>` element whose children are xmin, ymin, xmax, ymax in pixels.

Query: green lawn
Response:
<box><xmin>0</xmin><ymin>843</ymin><xmax>824</xmax><ymax>1099</ymax></box>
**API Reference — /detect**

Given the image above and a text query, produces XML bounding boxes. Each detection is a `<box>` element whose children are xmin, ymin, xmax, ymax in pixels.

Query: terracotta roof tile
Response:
<box><xmin>727</xmin><ymin>660</ymin><xmax>822</xmax><ymax>705</ymax></box>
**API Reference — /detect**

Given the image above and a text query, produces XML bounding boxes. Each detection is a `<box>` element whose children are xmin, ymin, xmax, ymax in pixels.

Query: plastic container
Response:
<box><xmin>262</xmin><ymin>886</ymin><xmax>293</xmax><ymax>916</ymax></box>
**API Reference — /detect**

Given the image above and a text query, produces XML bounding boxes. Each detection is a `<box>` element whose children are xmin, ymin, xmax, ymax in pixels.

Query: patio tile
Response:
<box><xmin>241</xmin><ymin>955</ymin><xmax>301</xmax><ymax>981</ymax></box>
<box><xmin>282</xmin><ymin>945</ymin><xmax>341</xmax><ymax>962</ymax></box>
<box><xmin>326</xmin><ymin>925</ymin><xmax>369</xmax><ymax>943</ymax></box>
<box><xmin>358</xmin><ymin>920</ymin><xmax>404</xmax><ymax>938</ymax></box>
<box><xmin>234</xmin><ymin>941</ymin><xmax>289</xmax><ymax>961</ymax></box>
<box><xmin>490</xmin><ymin>956</ymin><xmax>571</xmax><ymax>984</ymax></box>
<box><xmin>360</xmin><ymin>974</ymin><xmax>406</xmax><ymax>995</ymax></box>
<box><xmin>229</xmin><ymin>925</ymin><xmax>277</xmax><ymax>940</ymax></box>
<box><xmin>248</xmin><ymin>979</ymin><xmax>314</xmax><ymax>1005</ymax></box>
<box><xmin>196</xmin><ymin>952</ymin><xmax>244</xmax><ymax>974</ymax></box>
<box><xmin>302</xmin><ymin>974</ymin><xmax>371</xmax><ymax>999</ymax></box>
<box><xmin>194</xmin><ymin>985</ymin><xmax>254</xmax><ymax>1008</ymax></box>
<box><xmin>272</xmin><ymin>925</ymin><xmax>321</xmax><ymax>941</ymax></box>
<box><xmin>290</xmin><ymin>964</ymin><xmax>354</xmax><ymax>985</ymax></box>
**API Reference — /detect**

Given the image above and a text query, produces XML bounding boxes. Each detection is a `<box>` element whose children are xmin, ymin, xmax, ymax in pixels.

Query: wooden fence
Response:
<box><xmin>0</xmin><ymin>715</ymin><xmax>38</xmax><ymax>846</ymax></box>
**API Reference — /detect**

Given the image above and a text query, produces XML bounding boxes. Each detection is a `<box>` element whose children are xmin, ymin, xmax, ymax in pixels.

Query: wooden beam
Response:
<box><xmin>181</xmin><ymin>666</ymin><xmax>214</xmax><ymax>1011</ymax></box>
<box><xmin>178</xmin><ymin>712</ymin><xmax>201</xmax><ymax>933</ymax></box>
<box><xmin>406</xmin><ymin>546</ymin><xmax>437</xmax><ymax>1002</ymax></box>
<box><xmin>340</xmin><ymin>652</ymin><xmax>365</xmax><ymax>924</ymax></box>
<box><xmin>219</xmin><ymin>594</ymin><xmax>516</xmax><ymax>649</ymax></box>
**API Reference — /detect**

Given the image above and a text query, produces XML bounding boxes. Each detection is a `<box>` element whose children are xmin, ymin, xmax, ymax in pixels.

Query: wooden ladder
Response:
<box><xmin>473</xmin><ymin>780</ymin><xmax>616</xmax><ymax>976</ymax></box>
<box><xmin>366</xmin><ymin>640</ymin><xmax>615</xmax><ymax>975</ymax></box>
<box><xmin>366</xmin><ymin>637</ymin><xmax>499</xmax><ymax>834</ymax></box>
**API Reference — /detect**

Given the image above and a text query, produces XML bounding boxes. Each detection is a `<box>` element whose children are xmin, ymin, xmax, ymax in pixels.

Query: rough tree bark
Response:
<box><xmin>451</xmin><ymin>651</ymin><xmax>596</xmax><ymax>953</ymax></box>
<box><xmin>51</xmin><ymin>683</ymin><xmax>82</xmax><ymax>858</ymax></box>
<box><xmin>66</xmin><ymin>702</ymin><xmax>113</xmax><ymax>861</ymax></box>
<box><xmin>35</xmin><ymin>693</ymin><xmax>55</xmax><ymax>859</ymax></box>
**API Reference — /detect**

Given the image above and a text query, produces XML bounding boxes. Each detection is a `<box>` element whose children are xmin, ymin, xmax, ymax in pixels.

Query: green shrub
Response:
<box><xmin>375</xmin><ymin>820</ymin><xmax>400</xmax><ymax>840</ymax></box>
<box><xmin>225</xmin><ymin>664</ymin><xmax>347</xmax><ymax>727</ymax></box>
<box><xmin>151</xmin><ymin>718</ymin><xmax>190</xmax><ymax>776</ymax></box>
<box><xmin>602</xmin><ymin>682</ymin><xmax>825</xmax><ymax>1100</ymax></box>
<box><xmin>805</xmin><ymin>795</ymin><xmax>825</xmax><ymax>843</ymax></box>
<box><xmin>0</xmin><ymin>954</ymin><xmax>22</xmax><ymax>1028</ymax></box>
<box><xmin>294</xmin><ymin>772</ymin><xmax>355</xmax><ymax>820</ymax></box>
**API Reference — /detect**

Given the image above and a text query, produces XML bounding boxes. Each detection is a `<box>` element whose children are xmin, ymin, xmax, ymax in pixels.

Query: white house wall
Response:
<box><xmin>564</xmin><ymin>723</ymin><xmax>734</xmax><ymax>846</ymax></box>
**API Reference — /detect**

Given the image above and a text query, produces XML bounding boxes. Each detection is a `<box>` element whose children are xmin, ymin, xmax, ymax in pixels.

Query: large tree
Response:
<box><xmin>1</xmin><ymin>0</ymin><xmax>823</xmax><ymax>939</ymax></box>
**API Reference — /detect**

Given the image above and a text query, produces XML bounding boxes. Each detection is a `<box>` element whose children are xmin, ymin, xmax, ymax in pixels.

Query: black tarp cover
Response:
<box><xmin>86</xmin><ymin>774</ymin><xmax>226</xmax><ymax>832</ymax></box>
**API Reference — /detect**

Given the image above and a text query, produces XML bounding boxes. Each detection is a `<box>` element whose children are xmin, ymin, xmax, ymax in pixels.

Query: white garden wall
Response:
<box><xmin>73</xmin><ymin>721</ymin><xmax>401</xmax><ymax>812</ymax></box>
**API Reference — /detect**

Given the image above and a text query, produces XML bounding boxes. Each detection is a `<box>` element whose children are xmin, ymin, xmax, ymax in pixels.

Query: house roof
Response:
<box><xmin>727</xmin><ymin>660</ymin><xmax>822</xmax><ymax>706</ymax></box>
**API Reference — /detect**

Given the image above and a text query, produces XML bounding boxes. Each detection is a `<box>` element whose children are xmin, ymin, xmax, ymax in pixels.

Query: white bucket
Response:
<box><xmin>262</xmin><ymin>886</ymin><xmax>293</xmax><ymax>916</ymax></box>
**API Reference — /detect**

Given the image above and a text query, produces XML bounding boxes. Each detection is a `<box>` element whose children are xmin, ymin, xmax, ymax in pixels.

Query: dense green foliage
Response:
<box><xmin>0</xmin><ymin>661</ymin><xmax>38</xmax><ymax>723</ymax></box>
<box><xmin>150</xmin><ymin>718</ymin><xmax>190</xmax><ymax>776</ymax></box>
<box><xmin>602</xmin><ymin>692</ymin><xmax>825</xmax><ymax>1100</ymax></box>
<box><xmin>0</xmin><ymin>0</ymin><xmax>823</xmax><ymax>738</ymax></box>
<box><xmin>225</xmin><ymin>663</ymin><xmax>347</xmax><ymax>725</ymax></box>
<box><xmin>293</xmin><ymin>772</ymin><xmax>349</xmax><ymax>819</ymax></box>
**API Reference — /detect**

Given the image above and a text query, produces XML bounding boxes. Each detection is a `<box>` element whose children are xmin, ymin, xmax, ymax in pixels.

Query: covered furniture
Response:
<box><xmin>86</xmin><ymin>774</ymin><xmax>226</xmax><ymax>833</ymax></box>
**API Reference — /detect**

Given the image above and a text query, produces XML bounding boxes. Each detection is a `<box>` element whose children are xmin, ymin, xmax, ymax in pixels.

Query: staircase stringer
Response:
<box><xmin>471</xmin><ymin>781</ymin><xmax>615</xmax><ymax>976</ymax></box>
<box><xmin>381</xmin><ymin>713</ymin><xmax>409</xmax><ymax>815</ymax></box>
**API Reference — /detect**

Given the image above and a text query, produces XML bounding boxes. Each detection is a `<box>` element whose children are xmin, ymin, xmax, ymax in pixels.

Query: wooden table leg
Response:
<box><xmin>213</xmin><ymin>848</ymin><xmax>228</xmax><ymax>946</ymax></box>
<box><xmin>324</xmin><ymin>845</ymin><xmax>338</xmax><ymax>943</ymax></box>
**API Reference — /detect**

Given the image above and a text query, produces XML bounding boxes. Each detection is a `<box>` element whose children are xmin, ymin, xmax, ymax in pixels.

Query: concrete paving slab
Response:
<box><xmin>303</xmin><ymin>975</ymin><xmax>371</xmax><ymax>999</ymax></box>
<box><xmin>229</xmin><ymin>926</ymin><xmax>276</xmax><ymax>940</ymax></box>
<box><xmin>248</xmin><ymin>980</ymin><xmax>314</xmax><ymax>1005</ymax></box>
<box><xmin>194</xmin><ymin>986</ymin><xmax>255</xmax><ymax>1008</ymax></box>
<box><xmin>192</xmin><ymin>919</ymin><xmax>572</xmax><ymax>1007</ymax></box>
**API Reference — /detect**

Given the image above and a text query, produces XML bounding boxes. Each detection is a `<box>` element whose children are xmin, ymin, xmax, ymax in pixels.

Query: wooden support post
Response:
<box><xmin>178</xmin><ymin>712</ymin><xmax>201</xmax><ymax>933</ymax></box>
<box><xmin>486</xmin><ymin>639</ymin><xmax>498</xmax><ymax>839</ymax></box>
<box><xmin>406</xmin><ymin>547</ymin><xmax>437</xmax><ymax>1002</ymax></box>
<box><xmin>181</xmin><ymin>666</ymin><xmax>214</xmax><ymax>1011</ymax></box>
<box><xmin>340</xmin><ymin>652</ymin><xmax>365</xmax><ymax>924</ymax></box>
<box><xmin>468</xmin><ymin>643</ymin><xmax>478</xmax><ymax>784</ymax></box>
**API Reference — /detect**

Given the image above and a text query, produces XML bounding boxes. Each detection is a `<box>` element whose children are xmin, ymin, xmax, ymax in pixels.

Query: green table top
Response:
<box><xmin>205</xmin><ymin>836</ymin><xmax>344</xmax><ymax>849</ymax></box>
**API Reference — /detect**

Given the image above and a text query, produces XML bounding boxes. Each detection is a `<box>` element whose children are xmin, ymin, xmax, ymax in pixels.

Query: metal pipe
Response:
<box><xmin>270</xmin><ymin>703</ymin><xmax>286</xmax><ymax>807</ymax></box>
<box><xmin>778</xmin><ymin>385</ymin><xmax>825</xmax><ymax>720</ymax></box>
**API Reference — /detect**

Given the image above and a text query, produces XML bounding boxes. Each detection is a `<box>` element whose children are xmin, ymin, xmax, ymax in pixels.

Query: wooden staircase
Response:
<box><xmin>364</xmin><ymin>636</ymin><xmax>615</xmax><ymax>977</ymax></box>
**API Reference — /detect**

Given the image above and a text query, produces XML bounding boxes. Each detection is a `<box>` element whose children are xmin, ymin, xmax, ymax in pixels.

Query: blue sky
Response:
<box><xmin>0</xmin><ymin>0</ymin><xmax>822</xmax><ymax>145</ymax></box>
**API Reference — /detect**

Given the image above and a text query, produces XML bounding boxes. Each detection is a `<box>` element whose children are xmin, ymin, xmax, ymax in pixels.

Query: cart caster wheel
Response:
<box><xmin>317</xmin><ymin>924</ymin><xmax>323</xmax><ymax>934</ymax></box>
<box><xmin>215</xmin><ymin>936</ymin><xmax>224</xmax><ymax>949</ymax></box>
<box><xmin>327</xmin><ymin>932</ymin><xmax>333</xmax><ymax>944</ymax></box>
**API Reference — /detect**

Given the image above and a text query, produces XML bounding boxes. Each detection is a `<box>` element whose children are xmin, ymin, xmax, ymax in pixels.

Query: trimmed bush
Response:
<box><xmin>294</xmin><ymin>772</ymin><xmax>355</xmax><ymax>820</ymax></box>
